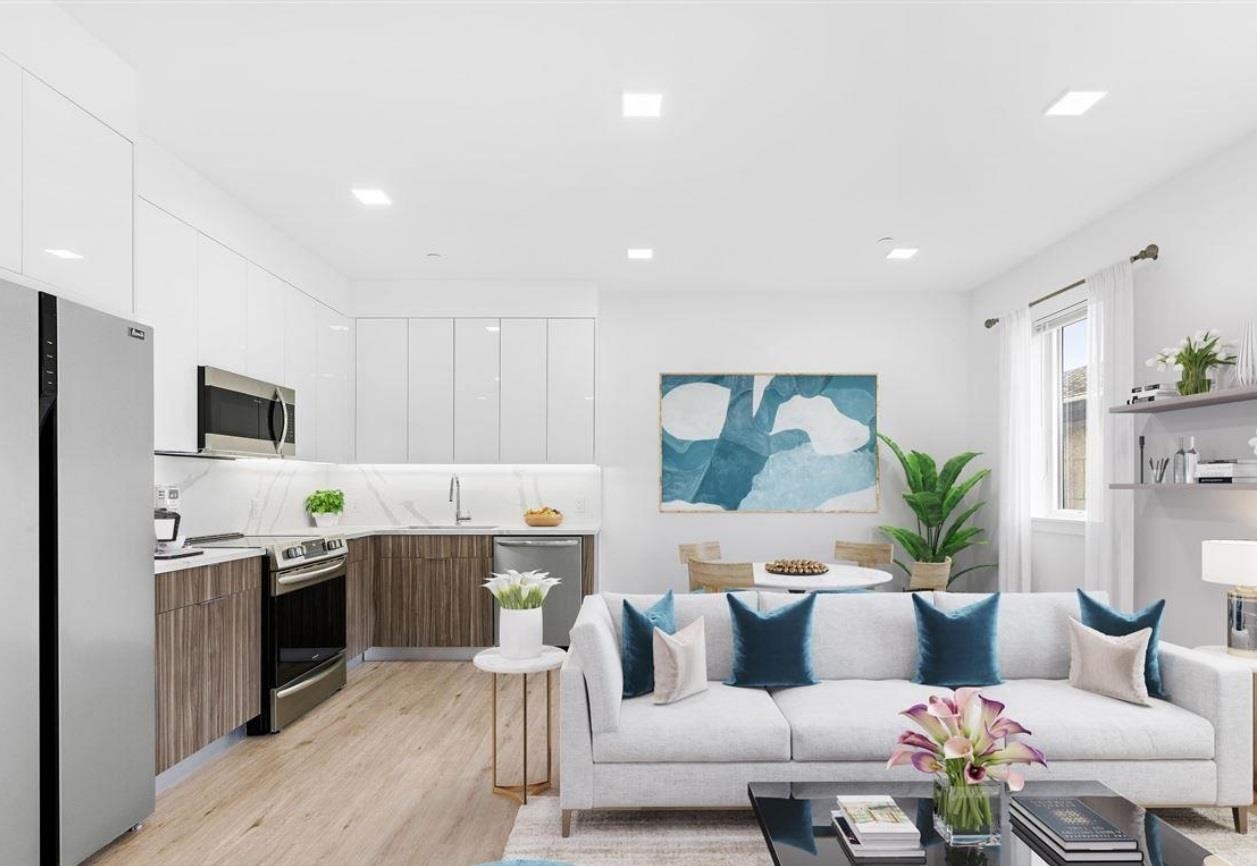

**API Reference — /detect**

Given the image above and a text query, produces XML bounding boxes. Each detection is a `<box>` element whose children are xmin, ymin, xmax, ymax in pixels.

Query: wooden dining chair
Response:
<box><xmin>833</xmin><ymin>541</ymin><xmax>894</xmax><ymax>569</ymax></box>
<box><xmin>687</xmin><ymin>559</ymin><xmax>754</xmax><ymax>593</ymax></box>
<box><xmin>677</xmin><ymin>541</ymin><xmax>722</xmax><ymax>565</ymax></box>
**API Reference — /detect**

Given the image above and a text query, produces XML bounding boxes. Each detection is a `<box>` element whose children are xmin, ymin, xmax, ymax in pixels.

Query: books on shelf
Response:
<box><xmin>832</xmin><ymin>796</ymin><xmax>923</xmax><ymax>863</ymax></box>
<box><xmin>1009</xmin><ymin>797</ymin><xmax>1140</xmax><ymax>863</ymax></box>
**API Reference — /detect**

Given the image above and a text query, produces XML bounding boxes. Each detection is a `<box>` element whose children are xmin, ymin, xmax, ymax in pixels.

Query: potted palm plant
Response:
<box><xmin>877</xmin><ymin>434</ymin><xmax>993</xmax><ymax>590</ymax></box>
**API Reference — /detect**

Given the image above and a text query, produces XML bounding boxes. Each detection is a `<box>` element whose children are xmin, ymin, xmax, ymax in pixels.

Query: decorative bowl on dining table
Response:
<box><xmin>764</xmin><ymin>558</ymin><xmax>830</xmax><ymax>576</ymax></box>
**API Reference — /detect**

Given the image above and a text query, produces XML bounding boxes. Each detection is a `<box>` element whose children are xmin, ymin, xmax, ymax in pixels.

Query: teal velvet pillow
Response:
<box><xmin>726</xmin><ymin>593</ymin><xmax>818</xmax><ymax>688</ymax></box>
<box><xmin>912</xmin><ymin>592</ymin><xmax>1003</xmax><ymax>688</ymax></box>
<box><xmin>621</xmin><ymin>591</ymin><xmax>676</xmax><ymax>698</ymax></box>
<box><xmin>1077</xmin><ymin>590</ymin><xmax>1167</xmax><ymax>698</ymax></box>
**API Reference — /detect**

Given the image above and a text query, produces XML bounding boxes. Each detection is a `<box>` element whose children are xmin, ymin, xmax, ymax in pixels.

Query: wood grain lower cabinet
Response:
<box><xmin>346</xmin><ymin>537</ymin><xmax>375</xmax><ymax>658</ymax></box>
<box><xmin>374</xmin><ymin>535</ymin><xmax>493</xmax><ymax>648</ymax></box>
<box><xmin>155</xmin><ymin>558</ymin><xmax>262</xmax><ymax>774</ymax></box>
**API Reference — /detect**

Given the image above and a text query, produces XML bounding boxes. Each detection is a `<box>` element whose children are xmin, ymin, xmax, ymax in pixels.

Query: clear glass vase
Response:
<box><xmin>1177</xmin><ymin>368</ymin><xmax>1211</xmax><ymax>396</ymax></box>
<box><xmin>933</xmin><ymin>776</ymin><xmax>1002</xmax><ymax>847</ymax></box>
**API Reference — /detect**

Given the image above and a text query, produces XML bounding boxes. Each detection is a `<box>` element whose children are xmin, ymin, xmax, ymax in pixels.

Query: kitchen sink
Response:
<box><xmin>405</xmin><ymin>523</ymin><xmax>499</xmax><ymax>530</ymax></box>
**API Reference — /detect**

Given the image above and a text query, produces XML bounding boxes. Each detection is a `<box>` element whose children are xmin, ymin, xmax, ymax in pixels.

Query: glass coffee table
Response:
<box><xmin>749</xmin><ymin>780</ymin><xmax>1224</xmax><ymax>866</ymax></box>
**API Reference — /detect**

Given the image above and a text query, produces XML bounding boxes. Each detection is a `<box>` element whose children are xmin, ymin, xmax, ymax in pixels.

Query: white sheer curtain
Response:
<box><xmin>998</xmin><ymin>306</ymin><xmax>1034</xmax><ymax>592</ymax></box>
<box><xmin>1084</xmin><ymin>260</ymin><xmax>1135</xmax><ymax>608</ymax></box>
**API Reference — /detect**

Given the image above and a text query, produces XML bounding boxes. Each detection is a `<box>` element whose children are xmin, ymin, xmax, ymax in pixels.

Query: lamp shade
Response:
<box><xmin>1201</xmin><ymin>540</ymin><xmax>1257</xmax><ymax>587</ymax></box>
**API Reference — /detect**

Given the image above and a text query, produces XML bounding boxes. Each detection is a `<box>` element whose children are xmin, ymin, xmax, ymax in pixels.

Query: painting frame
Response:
<box><xmin>658</xmin><ymin>372</ymin><xmax>881</xmax><ymax>514</ymax></box>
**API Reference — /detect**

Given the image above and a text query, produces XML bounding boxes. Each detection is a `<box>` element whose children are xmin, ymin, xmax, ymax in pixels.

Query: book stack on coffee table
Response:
<box><xmin>831</xmin><ymin>795</ymin><xmax>925</xmax><ymax>863</ymax></box>
<box><xmin>1010</xmin><ymin>796</ymin><xmax>1141</xmax><ymax>863</ymax></box>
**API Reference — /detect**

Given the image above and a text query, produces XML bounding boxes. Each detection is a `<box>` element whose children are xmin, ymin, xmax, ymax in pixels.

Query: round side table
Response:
<box><xmin>473</xmin><ymin>646</ymin><xmax>566</xmax><ymax>804</ymax></box>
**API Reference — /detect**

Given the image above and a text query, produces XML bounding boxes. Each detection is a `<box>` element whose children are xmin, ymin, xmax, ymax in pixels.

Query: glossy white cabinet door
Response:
<box><xmin>283</xmin><ymin>286</ymin><xmax>319</xmax><ymax>460</ymax></box>
<box><xmin>195</xmin><ymin>234</ymin><xmax>248</xmax><ymax>373</ymax></box>
<box><xmin>547</xmin><ymin>318</ymin><xmax>595</xmax><ymax>463</ymax></box>
<box><xmin>22</xmin><ymin>74</ymin><xmax>132</xmax><ymax>316</ymax></box>
<box><xmin>499</xmin><ymin>318</ymin><xmax>547</xmax><ymax>463</ymax></box>
<box><xmin>0</xmin><ymin>57</ymin><xmax>19</xmax><ymax>273</ymax></box>
<box><xmin>454</xmin><ymin>318</ymin><xmax>500</xmax><ymax>463</ymax></box>
<box><xmin>317</xmin><ymin>306</ymin><xmax>354</xmax><ymax>464</ymax></box>
<box><xmin>246</xmin><ymin>263</ymin><xmax>287</xmax><ymax>385</ymax></box>
<box><xmin>134</xmin><ymin>200</ymin><xmax>198</xmax><ymax>452</ymax></box>
<box><xmin>408</xmin><ymin>318</ymin><xmax>454</xmax><ymax>463</ymax></box>
<box><xmin>355</xmin><ymin>318</ymin><xmax>408</xmax><ymax>463</ymax></box>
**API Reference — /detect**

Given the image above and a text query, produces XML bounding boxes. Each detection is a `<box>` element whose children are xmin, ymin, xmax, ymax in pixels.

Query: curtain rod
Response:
<box><xmin>983</xmin><ymin>243</ymin><xmax>1159</xmax><ymax>329</ymax></box>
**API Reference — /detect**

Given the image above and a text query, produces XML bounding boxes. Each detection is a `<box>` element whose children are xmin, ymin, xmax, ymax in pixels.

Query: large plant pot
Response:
<box><xmin>499</xmin><ymin>607</ymin><xmax>543</xmax><ymax>659</ymax></box>
<box><xmin>312</xmin><ymin>512</ymin><xmax>341</xmax><ymax>528</ymax></box>
<box><xmin>909</xmin><ymin>557</ymin><xmax>952</xmax><ymax>591</ymax></box>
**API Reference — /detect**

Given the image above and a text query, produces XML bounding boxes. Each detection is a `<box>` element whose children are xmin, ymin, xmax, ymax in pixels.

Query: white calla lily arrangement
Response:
<box><xmin>484</xmin><ymin>569</ymin><xmax>561</xmax><ymax>610</ymax></box>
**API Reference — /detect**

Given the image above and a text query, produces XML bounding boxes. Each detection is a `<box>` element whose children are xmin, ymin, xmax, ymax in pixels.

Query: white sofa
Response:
<box><xmin>559</xmin><ymin>590</ymin><xmax>1254</xmax><ymax>835</ymax></box>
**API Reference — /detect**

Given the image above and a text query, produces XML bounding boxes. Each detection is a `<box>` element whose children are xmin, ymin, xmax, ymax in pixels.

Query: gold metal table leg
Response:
<box><xmin>489</xmin><ymin>670</ymin><xmax>554</xmax><ymax>804</ymax></box>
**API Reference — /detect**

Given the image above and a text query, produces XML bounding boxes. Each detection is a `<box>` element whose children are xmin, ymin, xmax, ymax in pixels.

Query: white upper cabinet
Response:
<box><xmin>246</xmin><ymin>264</ymin><xmax>287</xmax><ymax>385</ymax></box>
<box><xmin>454</xmin><ymin>318</ymin><xmax>501</xmax><ymax>463</ymax></box>
<box><xmin>22</xmin><ymin>74</ymin><xmax>132</xmax><ymax>317</ymax></box>
<box><xmin>283</xmin><ymin>286</ymin><xmax>320</xmax><ymax>460</ymax></box>
<box><xmin>355</xmin><ymin>319</ymin><xmax>408</xmax><ymax>463</ymax></box>
<box><xmin>408</xmin><ymin>319</ymin><xmax>454</xmax><ymax>463</ymax></box>
<box><xmin>499</xmin><ymin>318</ymin><xmax>547</xmax><ymax>463</ymax></box>
<box><xmin>0</xmin><ymin>57</ymin><xmax>19</xmax><ymax>274</ymax></box>
<box><xmin>134</xmin><ymin>201</ymin><xmax>198</xmax><ymax>452</ymax></box>
<box><xmin>195</xmin><ymin>235</ymin><xmax>248</xmax><ymax>373</ymax></box>
<box><xmin>547</xmin><ymin>318</ymin><xmax>595</xmax><ymax>463</ymax></box>
<box><xmin>317</xmin><ymin>306</ymin><xmax>354</xmax><ymax>464</ymax></box>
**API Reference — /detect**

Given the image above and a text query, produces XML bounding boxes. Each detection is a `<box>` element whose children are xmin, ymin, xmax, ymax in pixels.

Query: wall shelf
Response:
<box><xmin>1109</xmin><ymin>384</ymin><xmax>1257</xmax><ymax>415</ymax></box>
<box><xmin>1109</xmin><ymin>483</ymin><xmax>1257</xmax><ymax>491</ymax></box>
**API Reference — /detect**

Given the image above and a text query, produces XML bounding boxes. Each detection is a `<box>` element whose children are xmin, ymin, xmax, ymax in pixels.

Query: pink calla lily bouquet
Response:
<box><xmin>888</xmin><ymin>688</ymin><xmax>1047</xmax><ymax>791</ymax></box>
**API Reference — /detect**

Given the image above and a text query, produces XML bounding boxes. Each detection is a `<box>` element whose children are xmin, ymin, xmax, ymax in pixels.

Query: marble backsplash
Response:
<box><xmin>154</xmin><ymin>456</ymin><xmax>602</xmax><ymax>538</ymax></box>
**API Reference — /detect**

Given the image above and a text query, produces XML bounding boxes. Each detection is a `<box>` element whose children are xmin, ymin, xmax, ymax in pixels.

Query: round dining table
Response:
<box><xmin>750</xmin><ymin>562</ymin><xmax>894</xmax><ymax>592</ymax></box>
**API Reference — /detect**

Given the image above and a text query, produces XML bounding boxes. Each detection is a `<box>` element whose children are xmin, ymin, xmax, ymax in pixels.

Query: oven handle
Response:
<box><xmin>274</xmin><ymin>558</ymin><xmax>346</xmax><ymax>595</ymax></box>
<box><xmin>275</xmin><ymin>653</ymin><xmax>346</xmax><ymax>700</ymax></box>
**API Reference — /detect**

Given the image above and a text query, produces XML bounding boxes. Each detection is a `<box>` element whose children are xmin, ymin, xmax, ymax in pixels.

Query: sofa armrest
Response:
<box><xmin>568</xmin><ymin>595</ymin><xmax>623</xmax><ymax>733</ymax></box>
<box><xmin>1158</xmin><ymin>642</ymin><xmax>1253</xmax><ymax>806</ymax></box>
<box><xmin>559</xmin><ymin>649</ymin><xmax>595</xmax><ymax>810</ymax></box>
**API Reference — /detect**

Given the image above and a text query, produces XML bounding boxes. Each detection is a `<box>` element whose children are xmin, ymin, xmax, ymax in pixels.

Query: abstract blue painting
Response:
<box><xmin>660</xmin><ymin>374</ymin><xmax>879</xmax><ymax>512</ymax></box>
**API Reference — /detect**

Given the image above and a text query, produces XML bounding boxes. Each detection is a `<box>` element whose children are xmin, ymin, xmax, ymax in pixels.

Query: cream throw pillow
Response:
<box><xmin>1067</xmin><ymin>617</ymin><xmax>1153</xmax><ymax>706</ymax></box>
<box><xmin>653</xmin><ymin>617</ymin><xmax>708</xmax><ymax>705</ymax></box>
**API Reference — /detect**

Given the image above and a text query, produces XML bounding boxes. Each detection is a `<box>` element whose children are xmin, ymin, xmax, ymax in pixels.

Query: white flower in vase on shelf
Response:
<box><xmin>484</xmin><ymin>570</ymin><xmax>561</xmax><ymax>659</ymax></box>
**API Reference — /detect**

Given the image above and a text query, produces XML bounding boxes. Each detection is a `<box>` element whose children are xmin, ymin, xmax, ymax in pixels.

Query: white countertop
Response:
<box><xmin>154</xmin><ymin>522</ymin><xmax>600</xmax><ymax>575</ymax></box>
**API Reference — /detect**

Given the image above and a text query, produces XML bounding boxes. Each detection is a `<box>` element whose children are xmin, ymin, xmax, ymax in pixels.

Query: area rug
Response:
<box><xmin>503</xmin><ymin>797</ymin><xmax>1256</xmax><ymax>866</ymax></box>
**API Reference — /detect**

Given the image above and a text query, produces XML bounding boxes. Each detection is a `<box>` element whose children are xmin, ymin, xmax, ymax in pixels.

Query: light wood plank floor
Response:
<box><xmin>87</xmin><ymin>661</ymin><xmax>555</xmax><ymax>866</ymax></box>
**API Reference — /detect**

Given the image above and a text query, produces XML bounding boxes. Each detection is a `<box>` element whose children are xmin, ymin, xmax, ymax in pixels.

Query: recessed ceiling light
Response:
<box><xmin>351</xmin><ymin>188</ymin><xmax>391</xmax><ymax>205</ymax></box>
<box><xmin>627</xmin><ymin>248</ymin><xmax>654</xmax><ymax>260</ymax></box>
<box><xmin>622</xmin><ymin>92</ymin><xmax>662</xmax><ymax>118</ymax></box>
<box><xmin>44</xmin><ymin>248</ymin><xmax>83</xmax><ymax>260</ymax></box>
<box><xmin>1044</xmin><ymin>90</ymin><xmax>1107</xmax><ymax>117</ymax></box>
<box><xmin>485</xmin><ymin>325</ymin><xmax>501</xmax><ymax>332</ymax></box>
<box><xmin>886</xmin><ymin>248</ymin><xmax>919</xmax><ymax>260</ymax></box>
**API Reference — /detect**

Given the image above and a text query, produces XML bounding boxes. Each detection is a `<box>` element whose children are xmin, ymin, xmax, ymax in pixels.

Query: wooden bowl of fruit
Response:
<box><xmin>524</xmin><ymin>507</ymin><xmax>563</xmax><ymax>527</ymax></box>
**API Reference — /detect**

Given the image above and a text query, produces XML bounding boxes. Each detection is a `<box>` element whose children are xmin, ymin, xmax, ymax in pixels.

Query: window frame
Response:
<box><xmin>1033</xmin><ymin>300</ymin><xmax>1088</xmax><ymax>522</ymax></box>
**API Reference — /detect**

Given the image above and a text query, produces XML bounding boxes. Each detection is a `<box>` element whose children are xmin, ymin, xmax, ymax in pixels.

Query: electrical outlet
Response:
<box><xmin>575</xmin><ymin>495</ymin><xmax>587</xmax><ymax>514</ymax></box>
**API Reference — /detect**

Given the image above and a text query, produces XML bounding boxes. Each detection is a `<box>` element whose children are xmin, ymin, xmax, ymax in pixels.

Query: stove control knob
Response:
<box><xmin>284</xmin><ymin>546</ymin><xmax>303</xmax><ymax>559</ymax></box>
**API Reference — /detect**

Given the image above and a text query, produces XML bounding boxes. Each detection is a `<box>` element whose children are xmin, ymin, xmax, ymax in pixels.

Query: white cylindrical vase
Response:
<box><xmin>499</xmin><ymin>608</ymin><xmax>543</xmax><ymax>659</ymax></box>
<box><xmin>312</xmin><ymin>512</ymin><xmax>341</xmax><ymax>528</ymax></box>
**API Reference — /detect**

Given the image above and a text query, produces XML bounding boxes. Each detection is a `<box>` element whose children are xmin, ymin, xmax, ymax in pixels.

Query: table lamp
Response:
<box><xmin>1201</xmin><ymin>540</ymin><xmax>1257</xmax><ymax>657</ymax></box>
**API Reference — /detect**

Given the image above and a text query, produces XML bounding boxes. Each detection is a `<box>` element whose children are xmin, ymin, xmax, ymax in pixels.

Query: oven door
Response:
<box><xmin>271</xmin><ymin>557</ymin><xmax>347</xmax><ymax>689</ymax></box>
<box><xmin>197</xmin><ymin>365</ymin><xmax>296</xmax><ymax>457</ymax></box>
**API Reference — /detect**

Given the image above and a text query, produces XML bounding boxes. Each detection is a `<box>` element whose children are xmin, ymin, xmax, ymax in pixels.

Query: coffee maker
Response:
<box><xmin>154</xmin><ymin>485</ymin><xmax>202</xmax><ymax>560</ymax></box>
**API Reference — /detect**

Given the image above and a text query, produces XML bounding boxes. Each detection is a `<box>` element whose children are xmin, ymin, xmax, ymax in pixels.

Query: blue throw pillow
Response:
<box><xmin>1077</xmin><ymin>590</ymin><xmax>1167</xmax><ymax>698</ymax></box>
<box><xmin>912</xmin><ymin>593</ymin><xmax>1003</xmax><ymax>688</ymax></box>
<box><xmin>726</xmin><ymin>593</ymin><xmax>819</xmax><ymax>688</ymax></box>
<box><xmin>621</xmin><ymin>591</ymin><xmax>675</xmax><ymax>698</ymax></box>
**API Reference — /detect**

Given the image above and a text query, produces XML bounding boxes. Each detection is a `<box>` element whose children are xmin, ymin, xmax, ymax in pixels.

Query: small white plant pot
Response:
<box><xmin>312</xmin><ymin>512</ymin><xmax>341</xmax><ymax>529</ymax></box>
<box><xmin>499</xmin><ymin>607</ymin><xmax>543</xmax><ymax>660</ymax></box>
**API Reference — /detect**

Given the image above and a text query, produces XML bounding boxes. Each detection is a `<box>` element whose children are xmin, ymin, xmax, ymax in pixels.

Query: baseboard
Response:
<box><xmin>364</xmin><ymin>646</ymin><xmax>487</xmax><ymax>662</ymax></box>
<box><xmin>155</xmin><ymin>725</ymin><xmax>247</xmax><ymax>795</ymax></box>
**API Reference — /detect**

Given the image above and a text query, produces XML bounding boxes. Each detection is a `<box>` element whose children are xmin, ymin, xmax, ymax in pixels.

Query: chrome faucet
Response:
<box><xmin>449</xmin><ymin>474</ymin><xmax>472</xmax><ymax>524</ymax></box>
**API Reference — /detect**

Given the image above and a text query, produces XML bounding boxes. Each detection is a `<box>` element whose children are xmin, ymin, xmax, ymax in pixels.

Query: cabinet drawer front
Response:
<box><xmin>156</xmin><ymin>556</ymin><xmax>262</xmax><ymax>613</ymax></box>
<box><xmin>377</xmin><ymin>534</ymin><xmax>492</xmax><ymax>560</ymax></box>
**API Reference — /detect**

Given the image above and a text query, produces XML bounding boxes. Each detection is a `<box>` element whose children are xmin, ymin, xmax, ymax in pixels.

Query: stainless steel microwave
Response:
<box><xmin>197</xmin><ymin>366</ymin><xmax>296</xmax><ymax>457</ymax></box>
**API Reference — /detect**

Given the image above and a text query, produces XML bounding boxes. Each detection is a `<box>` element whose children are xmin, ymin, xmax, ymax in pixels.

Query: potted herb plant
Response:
<box><xmin>1147</xmin><ymin>329</ymin><xmax>1236</xmax><ymax>396</ymax></box>
<box><xmin>877</xmin><ymin>434</ymin><xmax>993</xmax><ymax>590</ymax></box>
<box><xmin>305</xmin><ymin>489</ymin><xmax>345</xmax><ymax>528</ymax></box>
<box><xmin>484</xmin><ymin>570</ymin><xmax>561</xmax><ymax>659</ymax></box>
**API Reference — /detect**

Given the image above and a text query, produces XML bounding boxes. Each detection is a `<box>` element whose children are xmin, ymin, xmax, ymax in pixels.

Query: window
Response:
<box><xmin>1035</xmin><ymin>304</ymin><xmax>1089</xmax><ymax>517</ymax></box>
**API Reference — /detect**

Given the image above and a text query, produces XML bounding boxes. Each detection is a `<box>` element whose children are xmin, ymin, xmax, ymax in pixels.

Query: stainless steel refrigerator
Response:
<box><xmin>0</xmin><ymin>279</ymin><xmax>155</xmax><ymax>865</ymax></box>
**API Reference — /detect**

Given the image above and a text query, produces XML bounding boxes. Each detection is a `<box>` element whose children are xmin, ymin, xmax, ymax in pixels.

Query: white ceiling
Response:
<box><xmin>67</xmin><ymin>1</ymin><xmax>1257</xmax><ymax>294</ymax></box>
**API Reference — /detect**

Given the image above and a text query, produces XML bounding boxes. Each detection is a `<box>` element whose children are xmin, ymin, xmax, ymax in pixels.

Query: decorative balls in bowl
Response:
<box><xmin>524</xmin><ymin>506</ymin><xmax>563</xmax><ymax>527</ymax></box>
<box><xmin>764</xmin><ymin>558</ymin><xmax>829</xmax><ymax>576</ymax></box>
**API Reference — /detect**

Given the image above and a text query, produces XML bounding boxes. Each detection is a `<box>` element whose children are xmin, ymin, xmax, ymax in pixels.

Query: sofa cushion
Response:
<box><xmin>727</xmin><ymin>593</ymin><xmax>819</xmax><ymax>688</ymax></box>
<box><xmin>621</xmin><ymin>591</ymin><xmax>676</xmax><ymax>697</ymax></box>
<box><xmin>912</xmin><ymin>592</ymin><xmax>1002</xmax><ymax>687</ymax></box>
<box><xmin>1077</xmin><ymin>590</ymin><xmax>1167</xmax><ymax>699</ymax></box>
<box><xmin>933</xmin><ymin>591</ymin><xmax>1107</xmax><ymax>680</ymax></box>
<box><xmin>770</xmin><ymin>680</ymin><xmax>943</xmax><ymax>761</ymax></box>
<box><xmin>569</xmin><ymin>595</ymin><xmax>624</xmax><ymax>733</ymax></box>
<box><xmin>978</xmin><ymin>679</ymin><xmax>1214</xmax><ymax>760</ymax></box>
<box><xmin>603</xmin><ymin>591</ymin><xmax>755</xmax><ymax>681</ymax></box>
<box><xmin>592</xmin><ymin>682</ymin><xmax>791</xmax><ymax>763</ymax></box>
<box><xmin>760</xmin><ymin>591</ymin><xmax>922</xmax><ymax>680</ymax></box>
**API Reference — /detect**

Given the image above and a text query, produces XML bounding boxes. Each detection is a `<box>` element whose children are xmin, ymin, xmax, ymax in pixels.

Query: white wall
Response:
<box><xmin>969</xmin><ymin>128</ymin><xmax>1257</xmax><ymax>647</ymax></box>
<box><xmin>596</xmin><ymin>289</ymin><xmax>990</xmax><ymax>594</ymax></box>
